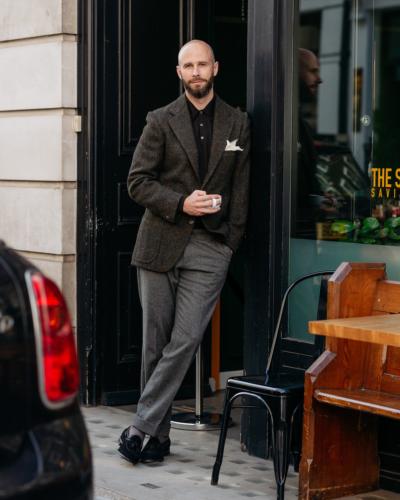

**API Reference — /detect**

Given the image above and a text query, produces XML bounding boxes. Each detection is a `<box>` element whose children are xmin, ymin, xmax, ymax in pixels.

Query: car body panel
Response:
<box><xmin>0</xmin><ymin>242</ymin><xmax>92</xmax><ymax>500</ymax></box>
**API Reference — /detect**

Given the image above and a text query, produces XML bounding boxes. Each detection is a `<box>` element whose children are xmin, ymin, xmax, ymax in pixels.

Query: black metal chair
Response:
<box><xmin>211</xmin><ymin>271</ymin><xmax>333</xmax><ymax>500</ymax></box>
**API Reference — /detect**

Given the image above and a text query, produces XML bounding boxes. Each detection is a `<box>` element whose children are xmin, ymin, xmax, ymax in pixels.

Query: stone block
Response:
<box><xmin>0</xmin><ymin>111</ymin><xmax>76</xmax><ymax>181</ymax></box>
<box><xmin>0</xmin><ymin>39</ymin><xmax>77</xmax><ymax>110</ymax></box>
<box><xmin>0</xmin><ymin>0</ymin><xmax>77</xmax><ymax>41</ymax></box>
<box><xmin>0</xmin><ymin>185</ymin><xmax>76</xmax><ymax>254</ymax></box>
<box><xmin>62</xmin><ymin>0</ymin><xmax>78</xmax><ymax>35</ymax></box>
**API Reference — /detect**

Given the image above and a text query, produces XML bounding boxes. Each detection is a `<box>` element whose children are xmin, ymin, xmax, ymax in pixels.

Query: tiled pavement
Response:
<box><xmin>82</xmin><ymin>401</ymin><xmax>399</xmax><ymax>500</ymax></box>
<box><xmin>83</xmin><ymin>402</ymin><xmax>298</xmax><ymax>500</ymax></box>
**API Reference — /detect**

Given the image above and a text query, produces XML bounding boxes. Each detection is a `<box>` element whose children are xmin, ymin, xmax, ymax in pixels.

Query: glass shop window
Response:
<box><xmin>288</xmin><ymin>0</ymin><xmax>400</xmax><ymax>341</ymax></box>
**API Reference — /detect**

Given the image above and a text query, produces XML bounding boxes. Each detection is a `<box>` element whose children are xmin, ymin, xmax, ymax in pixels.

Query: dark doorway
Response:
<box><xmin>95</xmin><ymin>0</ymin><xmax>182</xmax><ymax>405</ymax></box>
<box><xmin>79</xmin><ymin>0</ymin><xmax>248</xmax><ymax>405</ymax></box>
<box><xmin>194</xmin><ymin>0</ymin><xmax>248</xmax><ymax>380</ymax></box>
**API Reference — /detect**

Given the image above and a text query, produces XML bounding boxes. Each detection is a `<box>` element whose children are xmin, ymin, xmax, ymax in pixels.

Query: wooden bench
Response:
<box><xmin>299</xmin><ymin>262</ymin><xmax>400</xmax><ymax>499</ymax></box>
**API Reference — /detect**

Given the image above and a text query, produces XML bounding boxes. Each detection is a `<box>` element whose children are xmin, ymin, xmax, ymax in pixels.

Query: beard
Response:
<box><xmin>299</xmin><ymin>79</ymin><xmax>316</xmax><ymax>103</ymax></box>
<box><xmin>183</xmin><ymin>74</ymin><xmax>214</xmax><ymax>98</ymax></box>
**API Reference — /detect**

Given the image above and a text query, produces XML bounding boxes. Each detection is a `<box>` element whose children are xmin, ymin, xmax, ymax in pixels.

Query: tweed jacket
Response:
<box><xmin>127</xmin><ymin>94</ymin><xmax>250</xmax><ymax>272</ymax></box>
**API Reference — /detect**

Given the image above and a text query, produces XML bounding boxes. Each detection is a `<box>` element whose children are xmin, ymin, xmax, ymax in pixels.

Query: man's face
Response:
<box><xmin>176</xmin><ymin>43</ymin><xmax>218</xmax><ymax>99</ymax></box>
<box><xmin>299</xmin><ymin>52</ymin><xmax>322</xmax><ymax>96</ymax></box>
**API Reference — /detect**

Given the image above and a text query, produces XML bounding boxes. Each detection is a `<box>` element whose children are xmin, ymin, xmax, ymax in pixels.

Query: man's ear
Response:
<box><xmin>213</xmin><ymin>61</ymin><xmax>219</xmax><ymax>77</ymax></box>
<box><xmin>176</xmin><ymin>66</ymin><xmax>182</xmax><ymax>80</ymax></box>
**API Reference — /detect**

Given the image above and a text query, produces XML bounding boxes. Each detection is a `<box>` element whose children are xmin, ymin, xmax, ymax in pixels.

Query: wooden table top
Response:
<box><xmin>308</xmin><ymin>313</ymin><xmax>400</xmax><ymax>347</ymax></box>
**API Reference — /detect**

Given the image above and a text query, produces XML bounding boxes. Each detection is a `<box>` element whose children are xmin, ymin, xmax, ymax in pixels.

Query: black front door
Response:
<box><xmin>95</xmin><ymin>0</ymin><xmax>181</xmax><ymax>405</ymax></box>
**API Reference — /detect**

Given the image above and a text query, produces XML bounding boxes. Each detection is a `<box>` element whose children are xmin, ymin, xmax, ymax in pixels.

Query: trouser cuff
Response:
<box><xmin>132</xmin><ymin>414</ymin><xmax>159</xmax><ymax>436</ymax></box>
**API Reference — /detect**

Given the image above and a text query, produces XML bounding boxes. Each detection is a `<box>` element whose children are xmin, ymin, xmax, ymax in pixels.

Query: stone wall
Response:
<box><xmin>0</xmin><ymin>0</ymin><xmax>78</xmax><ymax>322</ymax></box>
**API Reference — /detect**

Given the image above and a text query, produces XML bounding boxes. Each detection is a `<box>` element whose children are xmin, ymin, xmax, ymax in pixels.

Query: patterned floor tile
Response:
<box><xmin>84</xmin><ymin>402</ymin><xmax>395</xmax><ymax>500</ymax></box>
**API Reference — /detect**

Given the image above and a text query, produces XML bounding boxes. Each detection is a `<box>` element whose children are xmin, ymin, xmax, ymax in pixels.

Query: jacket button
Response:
<box><xmin>188</xmin><ymin>219</ymin><xmax>195</xmax><ymax>225</ymax></box>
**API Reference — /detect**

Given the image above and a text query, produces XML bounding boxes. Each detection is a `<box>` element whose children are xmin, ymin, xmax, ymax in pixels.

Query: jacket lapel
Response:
<box><xmin>168</xmin><ymin>95</ymin><xmax>200</xmax><ymax>182</ymax></box>
<box><xmin>202</xmin><ymin>96</ymin><xmax>234</xmax><ymax>187</ymax></box>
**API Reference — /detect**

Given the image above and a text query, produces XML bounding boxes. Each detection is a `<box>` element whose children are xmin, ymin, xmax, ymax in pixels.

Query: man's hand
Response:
<box><xmin>183</xmin><ymin>190</ymin><xmax>222</xmax><ymax>216</ymax></box>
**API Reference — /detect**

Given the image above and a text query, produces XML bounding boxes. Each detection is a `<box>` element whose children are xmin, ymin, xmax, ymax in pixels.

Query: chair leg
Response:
<box><xmin>211</xmin><ymin>390</ymin><xmax>233</xmax><ymax>485</ymax></box>
<box><xmin>291</xmin><ymin>410</ymin><xmax>302</xmax><ymax>472</ymax></box>
<box><xmin>271</xmin><ymin>420</ymin><xmax>291</xmax><ymax>500</ymax></box>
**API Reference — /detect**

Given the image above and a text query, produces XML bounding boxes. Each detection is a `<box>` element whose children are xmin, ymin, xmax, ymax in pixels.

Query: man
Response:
<box><xmin>298</xmin><ymin>48</ymin><xmax>323</xmax><ymax>197</ymax></box>
<box><xmin>299</xmin><ymin>48</ymin><xmax>322</xmax><ymax>100</ymax></box>
<box><xmin>296</xmin><ymin>48</ymin><xmax>323</xmax><ymax>238</ymax></box>
<box><xmin>118</xmin><ymin>40</ymin><xmax>250</xmax><ymax>464</ymax></box>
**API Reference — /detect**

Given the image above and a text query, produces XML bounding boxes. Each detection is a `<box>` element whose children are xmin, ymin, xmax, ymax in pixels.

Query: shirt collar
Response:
<box><xmin>186</xmin><ymin>95</ymin><xmax>216</xmax><ymax>120</ymax></box>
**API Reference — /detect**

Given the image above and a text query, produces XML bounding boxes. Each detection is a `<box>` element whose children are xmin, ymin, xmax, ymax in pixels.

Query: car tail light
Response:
<box><xmin>27</xmin><ymin>272</ymin><xmax>79</xmax><ymax>407</ymax></box>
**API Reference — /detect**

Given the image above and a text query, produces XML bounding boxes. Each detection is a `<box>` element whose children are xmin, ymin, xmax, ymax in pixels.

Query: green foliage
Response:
<box><xmin>330</xmin><ymin>217</ymin><xmax>400</xmax><ymax>244</ymax></box>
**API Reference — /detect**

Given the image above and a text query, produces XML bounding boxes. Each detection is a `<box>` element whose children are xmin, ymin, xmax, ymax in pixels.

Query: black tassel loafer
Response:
<box><xmin>140</xmin><ymin>437</ymin><xmax>171</xmax><ymax>463</ymax></box>
<box><xmin>118</xmin><ymin>427</ymin><xmax>143</xmax><ymax>464</ymax></box>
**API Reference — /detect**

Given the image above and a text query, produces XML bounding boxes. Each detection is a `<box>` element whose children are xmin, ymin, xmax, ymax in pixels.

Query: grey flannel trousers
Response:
<box><xmin>132</xmin><ymin>229</ymin><xmax>232</xmax><ymax>437</ymax></box>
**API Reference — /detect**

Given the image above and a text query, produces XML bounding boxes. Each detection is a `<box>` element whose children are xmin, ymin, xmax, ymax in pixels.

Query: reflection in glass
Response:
<box><xmin>293</xmin><ymin>0</ymin><xmax>400</xmax><ymax>245</ymax></box>
<box><xmin>289</xmin><ymin>0</ymin><xmax>400</xmax><ymax>340</ymax></box>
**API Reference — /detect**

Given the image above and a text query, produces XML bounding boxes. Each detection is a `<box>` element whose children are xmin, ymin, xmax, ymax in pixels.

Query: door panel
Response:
<box><xmin>97</xmin><ymin>0</ymin><xmax>181</xmax><ymax>404</ymax></box>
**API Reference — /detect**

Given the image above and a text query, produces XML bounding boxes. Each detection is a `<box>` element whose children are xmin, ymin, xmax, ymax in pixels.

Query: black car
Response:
<box><xmin>0</xmin><ymin>241</ymin><xmax>92</xmax><ymax>500</ymax></box>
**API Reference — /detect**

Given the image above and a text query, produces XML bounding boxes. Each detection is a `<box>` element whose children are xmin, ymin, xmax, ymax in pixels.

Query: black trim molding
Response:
<box><xmin>77</xmin><ymin>0</ymin><xmax>98</xmax><ymax>406</ymax></box>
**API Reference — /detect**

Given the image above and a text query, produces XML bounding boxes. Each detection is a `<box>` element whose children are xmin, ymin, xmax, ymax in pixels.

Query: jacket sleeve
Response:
<box><xmin>225</xmin><ymin>113</ymin><xmax>251</xmax><ymax>251</ymax></box>
<box><xmin>127</xmin><ymin>111</ymin><xmax>183</xmax><ymax>223</ymax></box>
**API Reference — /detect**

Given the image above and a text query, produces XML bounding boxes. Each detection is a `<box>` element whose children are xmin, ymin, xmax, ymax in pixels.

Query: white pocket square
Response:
<box><xmin>225</xmin><ymin>139</ymin><xmax>244</xmax><ymax>152</ymax></box>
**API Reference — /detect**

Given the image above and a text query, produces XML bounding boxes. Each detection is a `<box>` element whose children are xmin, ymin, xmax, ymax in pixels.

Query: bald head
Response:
<box><xmin>299</xmin><ymin>48</ymin><xmax>322</xmax><ymax>97</ymax></box>
<box><xmin>176</xmin><ymin>39</ymin><xmax>218</xmax><ymax>102</ymax></box>
<box><xmin>299</xmin><ymin>48</ymin><xmax>318</xmax><ymax>69</ymax></box>
<box><xmin>178</xmin><ymin>40</ymin><xmax>215</xmax><ymax>65</ymax></box>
